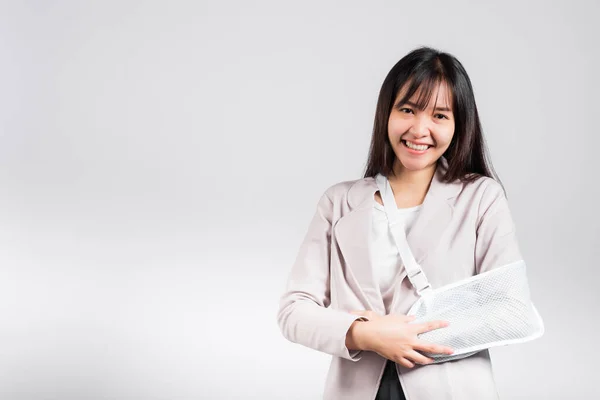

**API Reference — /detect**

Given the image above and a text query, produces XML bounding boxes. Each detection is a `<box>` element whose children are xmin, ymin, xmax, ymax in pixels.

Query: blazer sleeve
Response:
<box><xmin>276</xmin><ymin>190</ymin><xmax>368</xmax><ymax>361</ymax></box>
<box><xmin>474</xmin><ymin>179</ymin><xmax>524</xmax><ymax>274</ymax></box>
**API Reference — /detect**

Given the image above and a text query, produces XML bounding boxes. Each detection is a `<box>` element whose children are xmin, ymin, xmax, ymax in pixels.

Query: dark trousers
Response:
<box><xmin>375</xmin><ymin>360</ymin><xmax>406</xmax><ymax>400</ymax></box>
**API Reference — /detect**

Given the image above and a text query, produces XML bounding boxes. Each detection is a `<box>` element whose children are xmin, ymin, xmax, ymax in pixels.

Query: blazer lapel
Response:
<box><xmin>405</xmin><ymin>184</ymin><xmax>454</xmax><ymax>266</ymax></box>
<box><xmin>333</xmin><ymin>179</ymin><xmax>386</xmax><ymax>314</ymax></box>
<box><xmin>406</xmin><ymin>158</ymin><xmax>462</xmax><ymax>265</ymax></box>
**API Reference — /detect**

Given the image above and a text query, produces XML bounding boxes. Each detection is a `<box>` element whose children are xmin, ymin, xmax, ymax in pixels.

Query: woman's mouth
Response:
<box><xmin>402</xmin><ymin>140</ymin><xmax>433</xmax><ymax>152</ymax></box>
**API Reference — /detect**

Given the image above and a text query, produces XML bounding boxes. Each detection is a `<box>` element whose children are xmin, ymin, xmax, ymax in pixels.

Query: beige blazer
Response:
<box><xmin>276</xmin><ymin>158</ymin><xmax>524</xmax><ymax>400</ymax></box>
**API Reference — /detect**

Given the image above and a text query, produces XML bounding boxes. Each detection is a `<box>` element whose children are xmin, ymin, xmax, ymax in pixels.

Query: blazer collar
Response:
<box><xmin>347</xmin><ymin>157</ymin><xmax>461</xmax><ymax>210</ymax></box>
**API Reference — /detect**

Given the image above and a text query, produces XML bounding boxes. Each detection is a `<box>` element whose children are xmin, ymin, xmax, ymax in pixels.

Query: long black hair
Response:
<box><xmin>363</xmin><ymin>46</ymin><xmax>500</xmax><ymax>185</ymax></box>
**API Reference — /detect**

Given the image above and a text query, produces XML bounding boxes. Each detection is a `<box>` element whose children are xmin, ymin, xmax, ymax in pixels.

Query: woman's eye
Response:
<box><xmin>435</xmin><ymin>114</ymin><xmax>448</xmax><ymax>120</ymax></box>
<box><xmin>399</xmin><ymin>107</ymin><xmax>413</xmax><ymax>114</ymax></box>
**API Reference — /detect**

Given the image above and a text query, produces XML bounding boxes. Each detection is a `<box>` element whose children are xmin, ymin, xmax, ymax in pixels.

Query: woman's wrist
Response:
<box><xmin>346</xmin><ymin>319</ymin><xmax>371</xmax><ymax>351</ymax></box>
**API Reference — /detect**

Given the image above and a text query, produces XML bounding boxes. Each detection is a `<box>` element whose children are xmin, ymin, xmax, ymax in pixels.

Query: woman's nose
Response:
<box><xmin>409</xmin><ymin>117</ymin><xmax>430</xmax><ymax>137</ymax></box>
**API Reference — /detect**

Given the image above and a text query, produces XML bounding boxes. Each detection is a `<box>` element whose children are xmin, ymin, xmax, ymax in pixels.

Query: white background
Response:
<box><xmin>1</xmin><ymin>1</ymin><xmax>598</xmax><ymax>399</ymax></box>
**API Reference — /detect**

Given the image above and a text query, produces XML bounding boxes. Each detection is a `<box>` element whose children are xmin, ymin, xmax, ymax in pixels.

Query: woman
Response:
<box><xmin>277</xmin><ymin>46</ymin><xmax>524</xmax><ymax>400</ymax></box>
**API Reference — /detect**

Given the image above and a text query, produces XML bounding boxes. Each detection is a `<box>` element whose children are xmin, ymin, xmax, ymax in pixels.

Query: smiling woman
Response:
<box><xmin>277</xmin><ymin>46</ymin><xmax>535</xmax><ymax>400</ymax></box>
<box><xmin>389</xmin><ymin>80</ymin><xmax>455</xmax><ymax>172</ymax></box>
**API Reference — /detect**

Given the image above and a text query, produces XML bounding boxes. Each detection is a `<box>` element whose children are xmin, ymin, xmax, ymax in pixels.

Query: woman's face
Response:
<box><xmin>388</xmin><ymin>81</ymin><xmax>455</xmax><ymax>173</ymax></box>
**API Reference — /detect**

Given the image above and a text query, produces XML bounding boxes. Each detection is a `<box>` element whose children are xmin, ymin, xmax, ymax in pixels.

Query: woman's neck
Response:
<box><xmin>388</xmin><ymin>161</ymin><xmax>437</xmax><ymax>208</ymax></box>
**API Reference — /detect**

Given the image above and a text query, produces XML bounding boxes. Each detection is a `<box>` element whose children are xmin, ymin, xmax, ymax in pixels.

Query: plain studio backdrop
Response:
<box><xmin>1</xmin><ymin>1</ymin><xmax>598</xmax><ymax>399</ymax></box>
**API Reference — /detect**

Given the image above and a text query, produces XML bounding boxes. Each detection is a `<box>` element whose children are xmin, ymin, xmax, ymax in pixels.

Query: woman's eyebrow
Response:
<box><xmin>402</xmin><ymin>100</ymin><xmax>452</xmax><ymax>112</ymax></box>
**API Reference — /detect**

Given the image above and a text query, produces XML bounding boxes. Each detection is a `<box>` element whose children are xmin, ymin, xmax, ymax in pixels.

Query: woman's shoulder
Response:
<box><xmin>320</xmin><ymin>176</ymin><xmax>376</xmax><ymax>205</ymax></box>
<box><xmin>457</xmin><ymin>174</ymin><xmax>509</xmax><ymax>213</ymax></box>
<box><xmin>460</xmin><ymin>174</ymin><xmax>505</xmax><ymax>198</ymax></box>
<box><xmin>324</xmin><ymin>176</ymin><xmax>372</xmax><ymax>194</ymax></box>
<box><xmin>325</xmin><ymin>175</ymin><xmax>375</xmax><ymax>195</ymax></box>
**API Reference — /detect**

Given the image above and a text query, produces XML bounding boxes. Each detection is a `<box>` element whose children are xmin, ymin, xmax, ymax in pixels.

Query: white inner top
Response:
<box><xmin>371</xmin><ymin>200</ymin><xmax>421</xmax><ymax>312</ymax></box>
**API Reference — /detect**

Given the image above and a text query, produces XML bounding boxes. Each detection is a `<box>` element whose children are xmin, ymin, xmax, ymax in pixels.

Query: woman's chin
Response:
<box><xmin>396</xmin><ymin>157</ymin><xmax>435</xmax><ymax>172</ymax></box>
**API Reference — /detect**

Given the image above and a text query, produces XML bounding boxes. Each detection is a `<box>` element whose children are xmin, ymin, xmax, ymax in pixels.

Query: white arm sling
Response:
<box><xmin>375</xmin><ymin>173</ymin><xmax>544</xmax><ymax>363</ymax></box>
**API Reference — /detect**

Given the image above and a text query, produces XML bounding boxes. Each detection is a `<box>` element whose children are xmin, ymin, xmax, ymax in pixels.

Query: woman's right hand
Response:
<box><xmin>347</xmin><ymin>311</ymin><xmax>454</xmax><ymax>368</ymax></box>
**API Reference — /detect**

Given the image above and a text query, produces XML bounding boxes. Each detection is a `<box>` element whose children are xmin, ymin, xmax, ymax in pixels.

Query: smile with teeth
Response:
<box><xmin>402</xmin><ymin>140</ymin><xmax>432</xmax><ymax>151</ymax></box>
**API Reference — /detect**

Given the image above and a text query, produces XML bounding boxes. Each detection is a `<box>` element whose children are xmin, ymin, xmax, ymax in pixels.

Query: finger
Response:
<box><xmin>396</xmin><ymin>357</ymin><xmax>414</xmax><ymax>369</ymax></box>
<box><xmin>412</xmin><ymin>320</ymin><xmax>449</xmax><ymax>334</ymax></box>
<box><xmin>412</xmin><ymin>339</ymin><xmax>454</xmax><ymax>355</ymax></box>
<box><xmin>405</xmin><ymin>350</ymin><xmax>435</xmax><ymax>365</ymax></box>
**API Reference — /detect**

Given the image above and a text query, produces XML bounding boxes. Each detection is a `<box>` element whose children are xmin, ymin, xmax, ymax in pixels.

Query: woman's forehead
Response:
<box><xmin>396</xmin><ymin>80</ymin><xmax>453</xmax><ymax>110</ymax></box>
